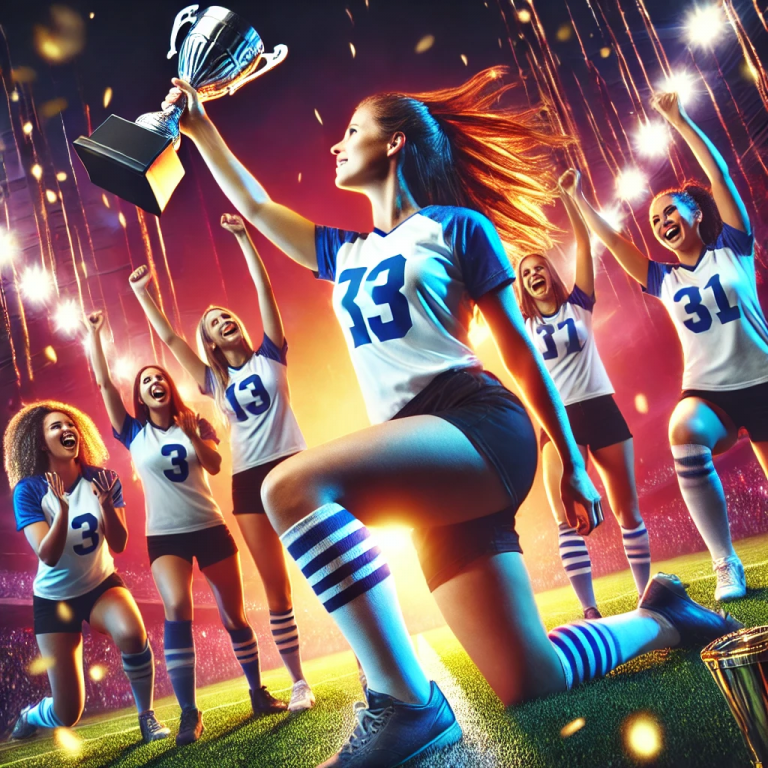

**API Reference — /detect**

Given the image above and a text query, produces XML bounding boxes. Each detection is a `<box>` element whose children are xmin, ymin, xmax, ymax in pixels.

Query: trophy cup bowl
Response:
<box><xmin>701</xmin><ymin>626</ymin><xmax>768</xmax><ymax>768</ymax></box>
<box><xmin>73</xmin><ymin>5</ymin><xmax>287</xmax><ymax>216</ymax></box>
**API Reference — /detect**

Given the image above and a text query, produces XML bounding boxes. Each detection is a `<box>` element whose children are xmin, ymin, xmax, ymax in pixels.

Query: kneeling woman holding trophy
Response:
<box><xmin>162</xmin><ymin>69</ymin><xmax>742</xmax><ymax>768</ymax></box>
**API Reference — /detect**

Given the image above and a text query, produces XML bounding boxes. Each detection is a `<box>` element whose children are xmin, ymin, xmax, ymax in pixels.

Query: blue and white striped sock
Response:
<box><xmin>548</xmin><ymin>620</ymin><xmax>622</xmax><ymax>689</ymax></box>
<box><xmin>621</xmin><ymin>521</ymin><xmax>651</xmax><ymax>595</ymax></box>
<box><xmin>121</xmin><ymin>640</ymin><xmax>155</xmax><ymax>714</ymax></box>
<box><xmin>270</xmin><ymin>609</ymin><xmax>300</xmax><ymax>656</ymax></box>
<box><xmin>672</xmin><ymin>444</ymin><xmax>734</xmax><ymax>561</ymax></box>
<box><xmin>164</xmin><ymin>619</ymin><xmax>196</xmax><ymax>711</ymax></box>
<box><xmin>280</xmin><ymin>503</ymin><xmax>430</xmax><ymax>704</ymax></box>
<box><xmin>227</xmin><ymin>626</ymin><xmax>261</xmax><ymax>692</ymax></box>
<box><xmin>558</xmin><ymin>523</ymin><xmax>597</xmax><ymax>611</ymax></box>
<box><xmin>26</xmin><ymin>697</ymin><xmax>63</xmax><ymax>729</ymax></box>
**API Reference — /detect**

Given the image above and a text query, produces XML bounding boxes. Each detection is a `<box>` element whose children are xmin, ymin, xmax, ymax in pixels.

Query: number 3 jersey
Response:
<box><xmin>315</xmin><ymin>205</ymin><xmax>516</xmax><ymax>424</ymax></box>
<box><xmin>13</xmin><ymin>466</ymin><xmax>124</xmax><ymax>600</ymax></box>
<box><xmin>524</xmin><ymin>286</ymin><xmax>614</xmax><ymax>406</ymax></box>
<box><xmin>114</xmin><ymin>413</ymin><xmax>224</xmax><ymax>536</ymax></box>
<box><xmin>644</xmin><ymin>223</ymin><xmax>768</xmax><ymax>391</ymax></box>
<box><xmin>202</xmin><ymin>334</ymin><xmax>306</xmax><ymax>474</ymax></box>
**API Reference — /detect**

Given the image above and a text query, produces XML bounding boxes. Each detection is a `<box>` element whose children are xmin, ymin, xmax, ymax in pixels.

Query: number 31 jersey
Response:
<box><xmin>645</xmin><ymin>223</ymin><xmax>768</xmax><ymax>391</ymax></box>
<box><xmin>525</xmin><ymin>286</ymin><xmax>614</xmax><ymax>406</ymax></box>
<box><xmin>114</xmin><ymin>413</ymin><xmax>224</xmax><ymax>536</ymax></box>
<box><xmin>315</xmin><ymin>205</ymin><xmax>516</xmax><ymax>424</ymax></box>
<box><xmin>202</xmin><ymin>334</ymin><xmax>306</xmax><ymax>474</ymax></box>
<box><xmin>14</xmin><ymin>466</ymin><xmax>123</xmax><ymax>600</ymax></box>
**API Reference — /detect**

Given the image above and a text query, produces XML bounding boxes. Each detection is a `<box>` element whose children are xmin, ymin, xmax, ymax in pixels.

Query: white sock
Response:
<box><xmin>620</xmin><ymin>521</ymin><xmax>651</xmax><ymax>595</ymax></box>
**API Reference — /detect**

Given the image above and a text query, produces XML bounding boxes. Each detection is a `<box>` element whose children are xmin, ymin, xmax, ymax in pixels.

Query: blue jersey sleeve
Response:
<box><xmin>568</xmin><ymin>285</ymin><xmax>596</xmax><ymax>311</ymax></box>
<box><xmin>197</xmin><ymin>416</ymin><xmax>220</xmax><ymax>444</ymax></box>
<box><xmin>440</xmin><ymin>208</ymin><xmax>516</xmax><ymax>300</ymax></box>
<box><xmin>257</xmin><ymin>333</ymin><xmax>288</xmax><ymax>365</ymax></box>
<box><xmin>113</xmin><ymin>413</ymin><xmax>143</xmax><ymax>448</ymax></box>
<box><xmin>643</xmin><ymin>260</ymin><xmax>672</xmax><ymax>298</ymax></box>
<box><xmin>314</xmin><ymin>226</ymin><xmax>362</xmax><ymax>282</ymax></box>
<box><xmin>13</xmin><ymin>476</ymin><xmax>48</xmax><ymax>531</ymax></box>
<box><xmin>712</xmin><ymin>222</ymin><xmax>754</xmax><ymax>257</ymax></box>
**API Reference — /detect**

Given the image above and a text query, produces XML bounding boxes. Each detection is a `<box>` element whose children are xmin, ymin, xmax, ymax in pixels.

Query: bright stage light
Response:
<box><xmin>599</xmin><ymin>205</ymin><xmax>626</xmax><ymax>232</ymax></box>
<box><xmin>112</xmin><ymin>356</ymin><xmax>135</xmax><ymax>382</ymax></box>
<box><xmin>20</xmin><ymin>265</ymin><xmax>53</xmax><ymax>304</ymax></box>
<box><xmin>660</xmin><ymin>71</ymin><xmax>696</xmax><ymax>105</ymax></box>
<box><xmin>0</xmin><ymin>229</ymin><xmax>17</xmax><ymax>265</ymax></box>
<box><xmin>54</xmin><ymin>300</ymin><xmax>82</xmax><ymax>335</ymax></box>
<box><xmin>686</xmin><ymin>5</ymin><xmax>725</xmax><ymax>48</ymax></box>
<box><xmin>616</xmin><ymin>168</ymin><xmax>649</xmax><ymax>203</ymax></box>
<box><xmin>635</xmin><ymin>120</ymin><xmax>669</xmax><ymax>158</ymax></box>
<box><xmin>624</xmin><ymin>712</ymin><xmax>663</xmax><ymax>761</ymax></box>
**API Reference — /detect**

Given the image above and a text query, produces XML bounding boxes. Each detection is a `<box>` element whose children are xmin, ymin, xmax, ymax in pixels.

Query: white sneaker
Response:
<box><xmin>288</xmin><ymin>679</ymin><xmax>315</xmax><ymax>712</ymax></box>
<box><xmin>713</xmin><ymin>556</ymin><xmax>746</xmax><ymax>601</ymax></box>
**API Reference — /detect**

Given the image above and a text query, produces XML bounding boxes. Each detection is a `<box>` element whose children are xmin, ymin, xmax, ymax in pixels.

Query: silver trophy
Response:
<box><xmin>74</xmin><ymin>6</ymin><xmax>287</xmax><ymax>216</ymax></box>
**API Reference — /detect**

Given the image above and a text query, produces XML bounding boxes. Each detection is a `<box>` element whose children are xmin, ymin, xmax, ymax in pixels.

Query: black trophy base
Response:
<box><xmin>73</xmin><ymin>115</ymin><xmax>185</xmax><ymax>216</ymax></box>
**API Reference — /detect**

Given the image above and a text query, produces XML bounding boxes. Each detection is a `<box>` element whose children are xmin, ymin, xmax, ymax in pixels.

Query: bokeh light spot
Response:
<box><xmin>103</xmin><ymin>87</ymin><xmax>113</xmax><ymax>109</ymax></box>
<box><xmin>415</xmin><ymin>35</ymin><xmax>435</xmax><ymax>53</ymax></box>
<box><xmin>89</xmin><ymin>664</ymin><xmax>106</xmax><ymax>682</ymax></box>
<box><xmin>54</xmin><ymin>727</ymin><xmax>83</xmax><ymax>756</ymax></box>
<box><xmin>45</xmin><ymin>189</ymin><xmax>58</xmax><ymax>204</ymax></box>
<box><xmin>56</xmin><ymin>601</ymin><xmax>74</xmax><ymax>623</ymax></box>
<box><xmin>518</xmin><ymin>9</ymin><xmax>532</xmax><ymax>23</ymax></box>
<box><xmin>556</xmin><ymin>24</ymin><xmax>573</xmax><ymax>42</ymax></box>
<box><xmin>20</xmin><ymin>265</ymin><xmax>54</xmax><ymax>304</ymax></box>
<box><xmin>600</xmin><ymin>46</ymin><xmax>611</xmax><ymax>58</ymax></box>
<box><xmin>560</xmin><ymin>717</ymin><xmax>585</xmax><ymax>737</ymax></box>
<box><xmin>34</xmin><ymin>6</ymin><xmax>86</xmax><ymax>64</ymax></box>
<box><xmin>623</xmin><ymin>712</ymin><xmax>663</xmax><ymax>761</ymax></box>
<box><xmin>616</xmin><ymin>167</ymin><xmax>649</xmax><ymax>202</ymax></box>
<box><xmin>314</xmin><ymin>108</ymin><xmax>323</xmax><ymax>126</ymax></box>
<box><xmin>28</xmin><ymin>655</ymin><xmax>54</xmax><ymax>675</ymax></box>
<box><xmin>635</xmin><ymin>393</ymin><xmax>649</xmax><ymax>414</ymax></box>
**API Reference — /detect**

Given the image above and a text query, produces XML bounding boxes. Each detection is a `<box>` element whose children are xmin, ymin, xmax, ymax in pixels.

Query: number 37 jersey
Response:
<box><xmin>14</xmin><ymin>466</ymin><xmax>123</xmax><ymax>600</ymax></box>
<box><xmin>644</xmin><ymin>223</ymin><xmax>768</xmax><ymax>391</ymax></box>
<box><xmin>203</xmin><ymin>334</ymin><xmax>306</xmax><ymax>474</ymax></box>
<box><xmin>315</xmin><ymin>205</ymin><xmax>516</xmax><ymax>424</ymax></box>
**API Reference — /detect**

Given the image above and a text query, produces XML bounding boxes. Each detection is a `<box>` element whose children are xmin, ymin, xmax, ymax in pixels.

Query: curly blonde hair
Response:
<box><xmin>3</xmin><ymin>400</ymin><xmax>108</xmax><ymax>488</ymax></box>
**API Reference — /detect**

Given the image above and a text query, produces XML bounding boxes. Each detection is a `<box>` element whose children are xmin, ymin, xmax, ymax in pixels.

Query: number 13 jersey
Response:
<box><xmin>644</xmin><ymin>223</ymin><xmax>768</xmax><ymax>391</ymax></box>
<box><xmin>315</xmin><ymin>205</ymin><xmax>516</xmax><ymax>424</ymax></box>
<box><xmin>202</xmin><ymin>334</ymin><xmax>306</xmax><ymax>474</ymax></box>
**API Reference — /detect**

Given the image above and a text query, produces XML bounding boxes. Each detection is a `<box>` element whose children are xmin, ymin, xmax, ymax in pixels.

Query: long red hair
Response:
<box><xmin>514</xmin><ymin>254</ymin><xmax>570</xmax><ymax>321</ymax></box>
<box><xmin>132</xmin><ymin>365</ymin><xmax>194</xmax><ymax>426</ymax></box>
<box><xmin>361</xmin><ymin>67</ymin><xmax>573</xmax><ymax>259</ymax></box>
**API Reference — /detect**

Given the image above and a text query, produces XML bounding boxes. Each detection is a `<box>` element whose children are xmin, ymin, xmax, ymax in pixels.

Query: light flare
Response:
<box><xmin>460</xmin><ymin>54</ymin><xmax>468</xmax><ymax>66</ymax></box>
<box><xmin>54</xmin><ymin>727</ymin><xmax>83</xmax><ymax>756</ymax></box>
<box><xmin>635</xmin><ymin>120</ymin><xmax>669</xmax><ymax>158</ymax></box>
<box><xmin>686</xmin><ymin>5</ymin><xmax>726</xmax><ymax>48</ymax></box>
<box><xmin>31</xmin><ymin>164</ymin><xmax>43</xmax><ymax>180</ymax></box>
<box><xmin>45</xmin><ymin>189</ymin><xmax>58</xmax><ymax>204</ymax></box>
<box><xmin>616</xmin><ymin>168</ymin><xmax>649</xmax><ymax>202</ymax></box>
<box><xmin>103</xmin><ymin>87</ymin><xmax>113</xmax><ymax>109</ymax></box>
<box><xmin>0</xmin><ymin>229</ymin><xmax>18</xmax><ymax>264</ymax></box>
<box><xmin>54</xmin><ymin>300</ymin><xmax>83</xmax><ymax>335</ymax></box>
<box><xmin>20</xmin><ymin>265</ymin><xmax>54</xmax><ymax>304</ymax></box>
<box><xmin>56</xmin><ymin>601</ymin><xmax>74</xmax><ymax>623</ymax></box>
<box><xmin>23</xmin><ymin>122</ymin><xmax>33</xmax><ymax>135</ymax></box>
<box><xmin>623</xmin><ymin>712</ymin><xmax>663</xmax><ymax>761</ymax></box>
<box><xmin>28</xmin><ymin>656</ymin><xmax>54</xmax><ymax>675</ymax></box>
<box><xmin>560</xmin><ymin>717</ymin><xmax>585</xmax><ymax>737</ymax></box>
<box><xmin>314</xmin><ymin>108</ymin><xmax>323</xmax><ymax>125</ymax></box>
<box><xmin>518</xmin><ymin>9</ymin><xmax>532</xmax><ymax>23</ymax></box>
<box><xmin>89</xmin><ymin>664</ymin><xmax>106</xmax><ymax>682</ymax></box>
<box><xmin>112</xmin><ymin>356</ymin><xmax>135</xmax><ymax>382</ymax></box>
<box><xmin>660</xmin><ymin>71</ymin><xmax>696</xmax><ymax>105</ymax></box>
<box><xmin>635</xmin><ymin>393</ymin><xmax>649</xmax><ymax>414</ymax></box>
<box><xmin>349</xmin><ymin>42</ymin><xmax>356</xmax><ymax>58</ymax></box>
<box><xmin>56</xmin><ymin>171</ymin><xmax>67</xmax><ymax>182</ymax></box>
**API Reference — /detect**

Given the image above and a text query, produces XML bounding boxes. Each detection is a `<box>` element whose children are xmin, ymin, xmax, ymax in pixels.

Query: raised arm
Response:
<box><xmin>478</xmin><ymin>284</ymin><xmax>602</xmax><ymax>534</ymax></box>
<box><xmin>566</xmin><ymin>169</ymin><xmax>651</xmax><ymax>287</ymax></box>
<box><xmin>652</xmin><ymin>91</ymin><xmax>750</xmax><ymax>234</ymax></box>
<box><xmin>221</xmin><ymin>213</ymin><xmax>284</xmax><ymax>347</ymax></box>
<box><xmin>164</xmin><ymin>80</ymin><xmax>318</xmax><ymax>270</ymax></box>
<box><xmin>559</xmin><ymin>170</ymin><xmax>594</xmax><ymax>297</ymax></box>
<box><xmin>129</xmin><ymin>266</ymin><xmax>208</xmax><ymax>390</ymax></box>
<box><xmin>86</xmin><ymin>311</ymin><xmax>128</xmax><ymax>433</ymax></box>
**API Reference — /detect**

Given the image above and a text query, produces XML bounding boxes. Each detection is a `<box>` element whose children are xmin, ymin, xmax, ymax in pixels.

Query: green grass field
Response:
<box><xmin>2</xmin><ymin>535</ymin><xmax>767</xmax><ymax>768</ymax></box>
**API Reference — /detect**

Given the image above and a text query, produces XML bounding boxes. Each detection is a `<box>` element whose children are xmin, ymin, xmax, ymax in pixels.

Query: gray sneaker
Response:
<box><xmin>713</xmin><ymin>556</ymin><xmax>746</xmax><ymax>601</ymax></box>
<box><xmin>318</xmin><ymin>681</ymin><xmax>461</xmax><ymax>768</ymax></box>
<box><xmin>138</xmin><ymin>710</ymin><xmax>170</xmax><ymax>743</ymax></box>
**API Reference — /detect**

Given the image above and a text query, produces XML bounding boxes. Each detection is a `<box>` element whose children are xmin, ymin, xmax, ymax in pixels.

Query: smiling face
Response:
<box><xmin>203</xmin><ymin>308</ymin><xmax>244</xmax><ymax>351</ymax></box>
<box><xmin>138</xmin><ymin>367</ymin><xmax>170</xmax><ymax>412</ymax></box>
<box><xmin>519</xmin><ymin>255</ymin><xmax>554</xmax><ymax>302</ymax></box>
<box><xmin>42</xmin><ymin>411</ymin><xmax>80</xmax><ymax>462</ymax></box>
<box><xmin>649</xmin><ymin>193</ymin><xmax>703</xmax><ymax>253</ymax></box>
<box><xmin>331</xmin><ymin>104</ymin><xmax>392</xmax><ymax>192</ymax></box>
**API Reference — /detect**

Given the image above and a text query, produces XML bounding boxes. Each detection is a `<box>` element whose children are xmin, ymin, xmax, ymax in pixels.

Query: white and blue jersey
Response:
<box><xmin>202</xmin><ymin>334</ymin><xmax>306</xmax><ymax>474</ymax></box>
<box><xmin>645</xmin><ymin>223</ymin><xmax>768</xmax><ymax>391</ymax></box>
<box><xmin>14</xmin><ymin>466</ymin><xmax>123</xmax><ymax>600</ymax></box>
<box><xmin>525</xmin><ymin>286</ymin><xmax>614</xmax><ymax>406</ymax></box>
<box><xmin>114</xmin><ymin>413</ymin><xmax>224</xmax><ymax>537</ymax></box>
<box><xmin>315</xmin><ymin>205</ymin><xmax>516</xmax><ymax>423</ymax></box>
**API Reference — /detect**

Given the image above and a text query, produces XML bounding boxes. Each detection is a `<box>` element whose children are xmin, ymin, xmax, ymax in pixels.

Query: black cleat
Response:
<box><xmin>139</xmin><ymin>710</ymin><xmax>170</xmax><ymax>743</ymax></box>
<box><xmin>176</xmin><ymin>708</ymin><xmax>204</xmax><ymax>746</ymax></box>
<box><xmin>250</xmin><ymin>686</ymin><xmax>288</xmax><ymax>716</ymax></box>
<box><xmin>9</xmin><ymin>706</ymin><xmax>37</xmax><ymax>741</ymax></box>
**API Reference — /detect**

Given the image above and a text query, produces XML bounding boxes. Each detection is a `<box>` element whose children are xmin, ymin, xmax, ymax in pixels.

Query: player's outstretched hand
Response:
<box><xmin>220</xmin><ymin>213</ymin><xmax>246</xmax><ymax>235</ymax></box>
<box><xmin>174</xmin><ymin>411</ymin><xmax>199</xmax><ymax>439</ymax></box>
<box><xmin>162</xmin><ymin>79</ymin><xmax>208</xmax><ymax>138</ymax></box>
<box><xmin>651</xmin><ymin>91</ymin><xmax>686</xmax><ymax>126</ymax></box>
<box><xmin>561</xmin><ymin>465</ymin><xmax>603</xmax><ymax>536</ymax></box>
<box><xmin>92</xmin><ymin>469</ymin><xmax>118</xmax><ymax>507</ymax></box>
<box><xmin>129</xmin><ymin>265</ymin><xmax>152</xmax><ymax>292</ymax></box>
<box><xmin>558</xmin><ymin>169</ymin><xmax>581</xmax><ymax>197</ymax></box>
<box><xmin>45</xmin><ymin>472</ymin><xmax>70</xmax><ymax>516</ymax></box>
<box><xmin>85</xmin><ymin>310</ymin><xmax>104</xmax><ymax>335</ymax></box>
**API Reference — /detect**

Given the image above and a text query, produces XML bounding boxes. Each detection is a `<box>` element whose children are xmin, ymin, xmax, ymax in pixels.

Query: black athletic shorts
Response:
<box><xmin>147</xmin><ymin>524</ymin><xmax>238</xmax><ymax>569</ymax></box>
<box><xmin>680</xmin><ymin>381</ymin><xmax>768</xmax><ymax>441</ymax></box>
<box><xmin>539</xmin><ymin>394</ymin><xmax>633</xmax><ymax>452</ymax></box>
<box><xmin>232</xmin><ymin>454</ymin><xmax>299</xmax><ymax>515</ymax></box>
<box><xmin>391</xmin><ymin>367</ymin><xmax>538</xmax><ymax>592</ymax></box>
<box><xmin>33</xmin><ymin>572</ymin><xmax>126</xmax><ymax>635</ymax></box>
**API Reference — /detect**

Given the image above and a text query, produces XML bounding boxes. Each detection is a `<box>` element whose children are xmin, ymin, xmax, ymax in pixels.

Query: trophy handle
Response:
<box><xmin>227</xmin><ymin>44</ymin><xmax>289</xmax><ymax>95</ymax></box>
<box><xmin>167</xmin><ymin>4</ymin><xmax>200</xmax><ymax>59</ymax></box>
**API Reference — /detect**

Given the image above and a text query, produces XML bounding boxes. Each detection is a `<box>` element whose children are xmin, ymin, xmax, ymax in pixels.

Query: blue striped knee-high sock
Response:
<box><xmin>558</xmin><ymin>523</ymin><xmax>597</xmax><ymax>610</ymax></box>
<box><xmin>121</xmin><ymin>640</ymin><xmax>155</xmax><ymax>714</ymax></box>
<box><xmin>164</xmin><ymin>620</ymin><xmax>196</xmax><ymax>711</ymax></box>
<box><xmin>621</xmin><ymin>522</ymin><xmax>651</xmax><ymax>595</ymax></box>
<box><xmin>548</xmin><ymin>620</ymin><xmax>622</xmax><ymax>689</ymax></box>
<box><xmin>26</xmin><ymin>697</ymin><xmax>64</xmax><ymax>729</ymax></box>
<box><xmin>227</xmin><ymin>626</ymin><xmax>261</xmax><ymax>692</ymax></box>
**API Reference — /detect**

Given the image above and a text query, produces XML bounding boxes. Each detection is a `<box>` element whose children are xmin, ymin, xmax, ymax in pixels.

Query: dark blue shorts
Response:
<box><xmin>391</xmin><ymin>368</ymin><xmax>538</xmax><ymax>591</ymax></box>
<box><xmin>147</xmin><ymin>523</ymin><xmax>238</xmax><ymax>569</ymax></box>
<box><xmin>539</xmin><ymin>394</ymin><xmax>632</xmax><ymax>452</ymax></box>
<box><xmin>680</xmin><ymin>381</ymin><xmax>768</xmax><ymax>441</ymax></box>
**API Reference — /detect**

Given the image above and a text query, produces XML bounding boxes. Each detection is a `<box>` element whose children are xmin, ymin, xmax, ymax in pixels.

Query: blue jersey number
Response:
<box><xmin>72</xmin><ymin>512</ymin><xmax>100</xmax><ymax>556</ymax></box>
<box><xmin>673</xmin><ymin>274</ymin><xmax>741</xmax><ymax>334</ymax></box>
<box><xmin>162</xmin><ymin>444</ymin><xmax>189</xmax><ymax>483</ymax></box>
<box><xmin>536</xmin><ymin>318</ymin><xmax>582</xmax><ymax>361</ymax></box>
<box><xmin>338</xmin><ymin>255</ymin><xmax>413</xmax><ymax>348</ymax></box>
<box><xmin>225</xmin><ymin>374</ymin><xmax>271</xmax><ymax>423</ymax></box>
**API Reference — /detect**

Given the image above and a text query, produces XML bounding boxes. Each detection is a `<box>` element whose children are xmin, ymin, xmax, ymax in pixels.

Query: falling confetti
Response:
<box><xmin>31</xmin><ymin>164</ymin><xmax>42</xmax><ymax>180</ymax></box>
<box><xmin>350</xmin><ymin>42</ymin><xmax>356</xmax><ymax>59</ymax></box>
<box><xmin>102</xmin><ymin>193</ymin><xmax>110</xmax><ymax>208</ymax></box>
<box><xmin>345</xmin><ymin>7</ymin><xmax>354</xmax><ymax>25</ymax></box>
<box><xmin>118</xmin><ymin>212</ymin><xmax>127</xmax><ymax>228</ymax></box>
<box><xmin>28</xmin><ymin>656</ymin><xmax>54</xmax><ymax>675</ymax></box>
<box><xmin>45</xmin><ymin>189</ymin><xmax>57</xmax><ymax>203</ymax></box>
<box><xmin>103</xmin><ymin>87</ymin><xmax>113</xmax><ymax>109</ymax></box>
<box><xmin>298</xmin><ymin>172</ymin><xmax>302</xmax><ymax>183</ymax></box>
<box><xmin>56</xmin><ymin>171</ymin><xmax>67</xmax><ymax>181</ymax></box>
<box><xmin>34</xmin><ymin>6</ymin><xmax>86</xmax><ymax>64</ymax></box>
<box><xmin>623</xmin><ymin>712</ymin><xmax>663</xmax><ymax>761</ymax></box>
<box><xmin>460</xmin><ymin>54</ymin><xmax>468</xmax><ymax>66</ymax></box>
<box><xmin>23</xmin><ymin>122</ymin><xmax>33</xmax><ymax>135</ymax></box>
<box><xmin>89</xmin><ymin>11</ymin><xmax>94</xmax><ymax>19</ymax></box>
<box><xmin>560</xmin><ymin>718</ymin><xmax>586</xmax><ymax>738</ymax></box>
<box><xmin>21</xmin><ymin>266</ymin><xmax>54</xmax><ymax>304</ymax></box>
<box><xmin>44</xmin><ymin>346</ymin><xmax>57</xmax><ymax>364</ymax></box>
<box><xmin>314</xmin><ymin>108</ymin><xmax>323</xmax><ymax>125</ymax></box>
<box><xmin>415</xmin><ymin>35</ymin><xmax>435</xmax><ymax>54</ymax></box>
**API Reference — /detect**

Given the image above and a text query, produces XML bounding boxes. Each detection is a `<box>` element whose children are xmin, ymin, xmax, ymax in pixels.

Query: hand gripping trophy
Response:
<box><xmin>74</xmin><ymin>5</ymin><xmax>287</xmax><ymax>215</ymax></box>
